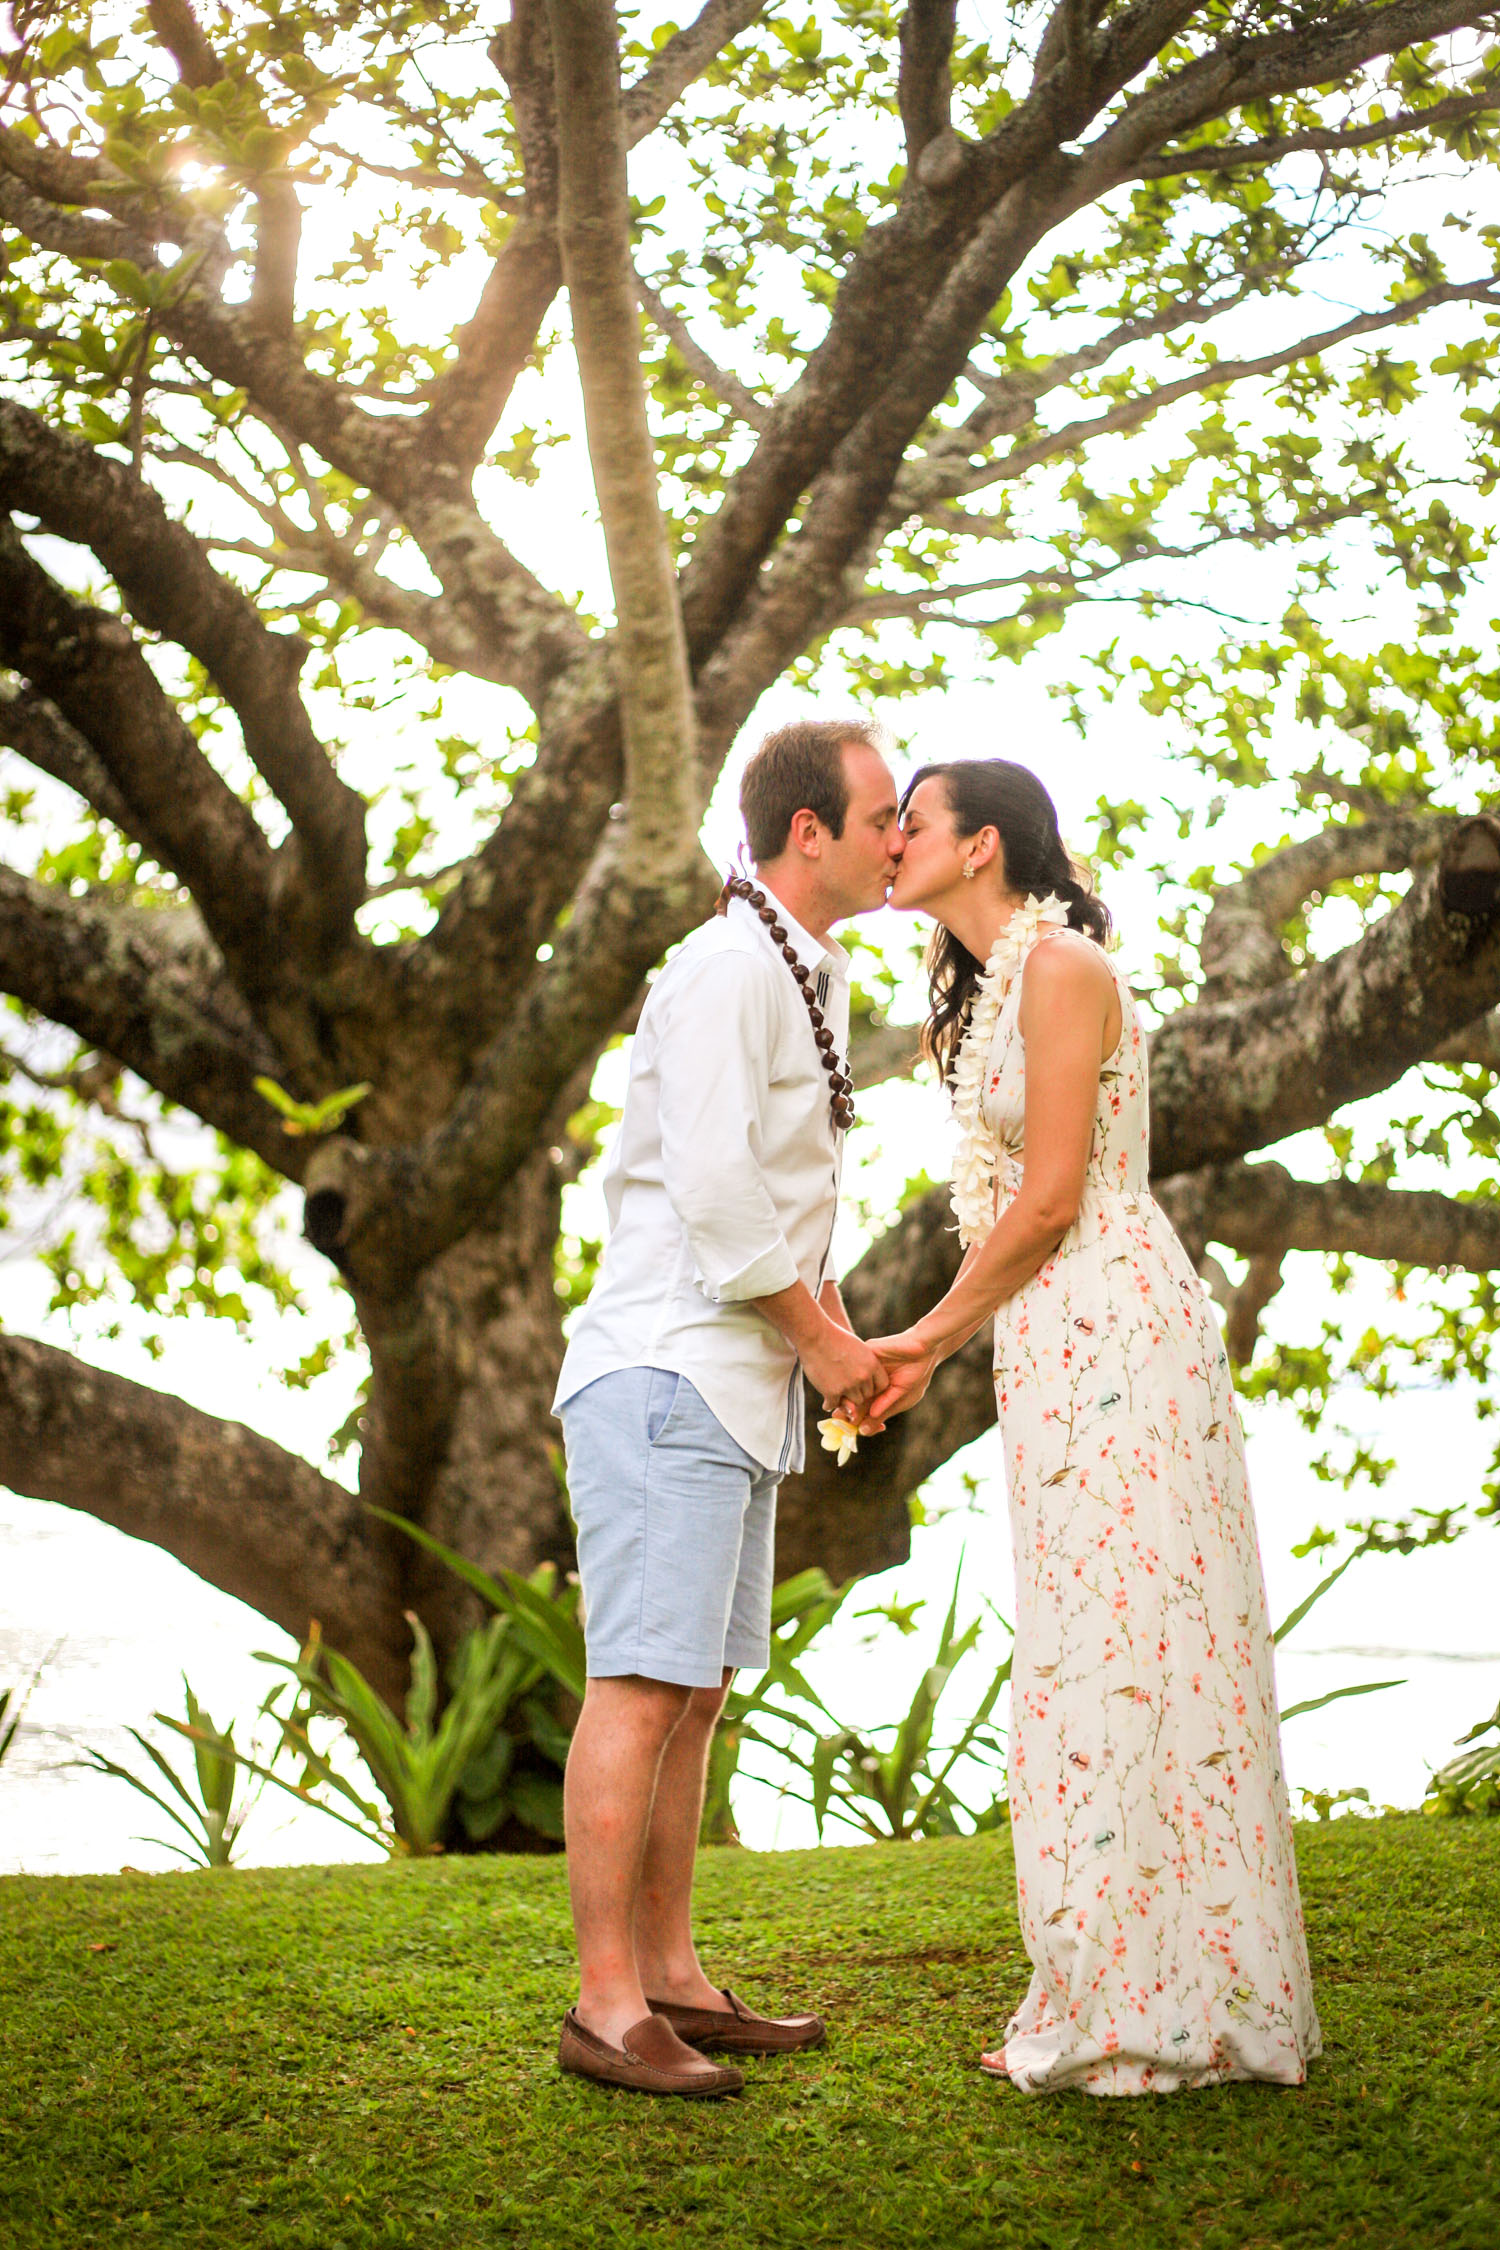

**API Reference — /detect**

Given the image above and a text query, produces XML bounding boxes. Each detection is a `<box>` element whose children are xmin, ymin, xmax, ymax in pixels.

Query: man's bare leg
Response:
<box><xmin>634</xmin><ymin>1670</ymin><xmax>733</xmax><ymax>2009</ymax></box>
<box><xmin>564</xmin><ymin>1674</ymin><xmax>691</xmax><ymax>2050</ymax></box>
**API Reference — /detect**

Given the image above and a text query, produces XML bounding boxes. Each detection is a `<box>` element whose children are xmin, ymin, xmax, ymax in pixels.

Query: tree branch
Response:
<box><xmin>1199</xmin><ymin>811</ymin><xmax>1463</xmax><ymax>1002</ymax></box>
<box><xmin>0</xmin><ymin>403</ymin><xmax>367</xmax><ymax>953</ymax></box>
<box><xmin>620</xmin><ymin>0</ymin><xmax>768</xmax><ymax>140</ymax></box>
<box><xmin>275</xmin><ymin>0</ymin><xmax>729</xmax><ymax>1279</ymax></box>
<box><xmin>0</xmin><ymin>681</ymin><xmax>143</xmax><ymax>842</ymax></box>
<box><xmin>144</xmin><ymin>0</ymin><xmax>301</xmax><ymax>336</ymax></box>
<box><xmin>418</xmin><ymin>0</ymin><xmax>769</xmax><ymax>477</ymax></box>
<box><xmin>1134</xmin><ymin>81</ymin><xmax>1500</xmax><ymax>181</ymax></box>
<box><xmin>1150</xmin><ymin>816</ymin><xmax>1500</xmax><ymax>1176</ymax></box>
<box><xmin>1428</xmin><ymin>1006</ymin><xmax>1500</xmax><ymax>1068</ymax></box>
<box><xmin>411</xmin><ymin>677</ymin><xmax>623</xmax><ymax>1041</ymax></box>
<box><xmin>145</xmin><ymin>0</ymin><xmax>219</xmax><ymax>88</ymax></box>
<box><xmin>417</xmin><ymin>0</ymin><xmax>562</xmax><ymax>474</ymax></box>
<box><xmin>934</xmin><ymin>276</ymin><xmax>1500</xmax><ymax>506</ymax></box>
<box><xmin>1221</xmin><ymin>1251</ymin><xmax>1287</xmax><ymax>1368</ymax></box>
<box><xmin>0</xmin><ymin>865</ymin><xmax>302</xmax><ymax>1174</ymax></box>
<box><xmin>546</xmin><ymin>0</ymin><xmax>702</xmax><ymax>879</ymax></box>
<box><xmin>841</xmin><ymin>496</ymin><xmax>1382</xmax><ymax>632</ymax></box>
<box><xmin>674</xmin><ymin>0</ymin><xmax>1196</xmax><ymax>665</ymax></box>
<box><xmin>1158</xmin><ymin>1159</ymin><xmax>1500</xmax><ymax>1279</ymax></box>
<box><xmin>0</xmin><ymin>121</ymin><xmax>203</xmax><ymax>262</ymax></box>
<box><xmin>686</xmin><ymin>0</ymin><xmax>1493</xmax><ymax>737</ymax></box>
<box><xmin>704</xmin><ymin>256</ymin><xmax>1496</xmax><ymax>736</ymax></box>
<box><xmin>637</xmin><ymin>272</ymin><xmax>769</xmax><ymax>426</ymax></box>
<box><xmin>441</xmin><ymin>7</ymin><xmax>1500</xmax><ymax>999</ymax></box>
<box><xmin>0</xmin><ymin>155</ymin><xmax>584</xmax><ymax>705</ymax></box>
<box><xmin>0</xmin><ymin>1330</ymin><xmax>406</xmax><ymax>1702</ymax></box>
<box><xmin>1074</xmin><ymin>0</ymin><xmax>1495</xmax><ymax>195</ymax></box>
<box><xmin>0</xmin><ymin>169</ymin><xmax>142</xmax><ymax>264</ymax></box>
<box><xmin>0</xmin><ymin>524</ymin><xmax>289</xmax><ymax>1001</ymax></box>
<box><xmin>898</xmin><ymin>0</ymin><xmax>958</xmax><ymax>165</ymax></box>
<box><xmin>311</xmin><ymin>801</ymin><xmax>717</xmax><ymax>1287</ymax></box>
<box><xmin>249</xmin><ymin>177</ymin><xmax>302</xmax><ymax>338</ymax></box>
<box><xmin>909</xmin><ymin>246</ymin><xmax>1347</xmax><ymax>493</ymax></box>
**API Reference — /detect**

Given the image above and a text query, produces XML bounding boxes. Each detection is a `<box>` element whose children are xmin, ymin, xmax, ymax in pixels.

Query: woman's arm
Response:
<box><xmin>860</xmin><ymin>937</ymin><xmax>1118</xmax><ymax>1424</ymax></box>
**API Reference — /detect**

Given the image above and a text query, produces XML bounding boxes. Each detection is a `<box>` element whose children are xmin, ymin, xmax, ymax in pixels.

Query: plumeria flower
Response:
<box><xmin>817</xmin><ymin>1414</ymin><xmax>860</xmax><ymax>1466</ymax></box>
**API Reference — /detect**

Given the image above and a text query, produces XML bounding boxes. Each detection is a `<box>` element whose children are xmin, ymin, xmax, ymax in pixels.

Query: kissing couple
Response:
<box><xmin>551</xmin><ymin>718</ymin><xmax>1322</xmax><ymax>2100</ymax></box>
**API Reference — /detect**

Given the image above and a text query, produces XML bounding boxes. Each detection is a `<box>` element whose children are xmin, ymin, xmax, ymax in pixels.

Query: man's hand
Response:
<box><xmin>852</xmin><ymin>1330</ymin><xmax>939</xmax><ymax>1429</ymax></box>
<box><xmin>799</xmin><ymin>1318</ymin><xmax>887</xmax><ymax>1414</ymax></box>
<box><xmin>750</xmin><ymin>1279</ymin><xmax>886</xmax><ymax>1413</ymax></box>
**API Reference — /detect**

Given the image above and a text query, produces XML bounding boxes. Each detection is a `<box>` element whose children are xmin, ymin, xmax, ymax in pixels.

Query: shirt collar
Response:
<box><xmin>731</xmin><ymin>884</ymin><xmax>849</xmax><ymax>986</ymax></box>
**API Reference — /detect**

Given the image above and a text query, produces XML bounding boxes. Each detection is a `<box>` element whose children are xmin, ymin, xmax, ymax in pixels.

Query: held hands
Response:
<box><xmin>849</xmin><ymin>1330</ymin><xmax>939</xmax><ymax>1431</ymax></box>
<box><xmin>801</xmin><ymin>1315</ymin><xmax>939</xmax><ymax>1448</ymax></box>
<box><xmin>798</xmin><ymin>1316</ymin><xmax>887</xmax><ymax>1418</ymax></box>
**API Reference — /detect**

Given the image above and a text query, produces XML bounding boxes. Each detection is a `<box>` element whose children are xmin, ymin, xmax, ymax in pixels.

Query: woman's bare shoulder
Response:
<box><xmin>1019</xmin><ymin>929</ymin><xmax>1115</xmax><ymax>1003</ymax></box>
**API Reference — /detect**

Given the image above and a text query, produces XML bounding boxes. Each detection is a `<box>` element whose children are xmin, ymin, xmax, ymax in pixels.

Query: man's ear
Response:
<box><xmin>787</xmin><ymin>807</ymin><xmax>824</xmax><ymax>859</ymax></box>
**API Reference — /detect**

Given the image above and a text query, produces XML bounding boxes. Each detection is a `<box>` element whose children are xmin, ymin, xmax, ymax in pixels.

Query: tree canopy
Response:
<box><xmin>3</xmin><ymin>0</ymin><xmax>1500</xmax><ymax>1697</ymax></box>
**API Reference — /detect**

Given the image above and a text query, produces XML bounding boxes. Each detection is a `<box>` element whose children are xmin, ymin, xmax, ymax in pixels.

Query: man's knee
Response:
<box><xmin>582</xmin><ymin>1674</ymin><xmax>694</xmax><ymax>1743</ymax></box>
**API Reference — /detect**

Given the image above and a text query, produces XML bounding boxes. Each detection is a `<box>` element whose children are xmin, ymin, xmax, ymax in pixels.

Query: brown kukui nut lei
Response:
<box><xmin>716</xmin><ymin>875</ymin><xmax>855</xmax><ymax>1132</ymax></box>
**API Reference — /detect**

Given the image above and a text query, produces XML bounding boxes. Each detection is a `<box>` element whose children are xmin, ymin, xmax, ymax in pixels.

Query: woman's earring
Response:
<box><xmin>962</xmin><ymin>861</ymin><xmax>976</xmax><ymax>880</ymax></box>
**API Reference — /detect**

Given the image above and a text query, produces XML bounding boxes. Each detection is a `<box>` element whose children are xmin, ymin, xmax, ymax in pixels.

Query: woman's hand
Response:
<box><xmin>840</xmin><ymin>1330</ymin><xmax>939</xmax><ymax>1431</ymax></box>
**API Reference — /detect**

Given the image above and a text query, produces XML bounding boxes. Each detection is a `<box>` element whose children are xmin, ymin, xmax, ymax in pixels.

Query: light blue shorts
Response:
<box><xmin>560</xmin><ymin>1367</ymin><xmax>779</xmax><ymax>1690</ymax></box>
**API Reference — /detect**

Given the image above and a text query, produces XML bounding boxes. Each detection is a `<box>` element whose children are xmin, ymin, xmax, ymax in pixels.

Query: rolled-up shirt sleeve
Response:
<box><xmin>655</xmin><ymin>950</ymin><xmax>800</xmax><ymax>1303</ymax></box>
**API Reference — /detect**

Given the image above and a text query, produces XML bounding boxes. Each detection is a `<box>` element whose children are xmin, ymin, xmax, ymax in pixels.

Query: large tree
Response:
<box><xmin>3</xmin><ymin>0</ymin><xmax>1500</xmax><ymax>1699</ymax></box>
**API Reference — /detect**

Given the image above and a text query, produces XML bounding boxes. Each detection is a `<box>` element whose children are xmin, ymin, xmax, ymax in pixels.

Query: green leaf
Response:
<box><xmin>1281</xmin><ymin>1678</ymin><xmax>1405</xmax><ymax>1723</ymax></box>
<box><xmin>1272</xmin><ymin>1548</ymin><xmax>1364</xmax><ymax>1645</ymax></box>
<box><xmin>811</xmin><ymin>1731</ymin><xmax>854</xmax><ymax>1838</ymax></box>
<box><xmin>368</xmin><ymin>1510</ymin><xmax>587</xmax><ymax>1701</ymax></box>
<box><xmin>252</xmin><ymin>1078</ymin><xmax>372</xmax><ymax>1137</ymax></box>
<box><xmin>509</xmin><ymin>1770</ymin><xmax>566</xmax><ymax>1842</ymax></box>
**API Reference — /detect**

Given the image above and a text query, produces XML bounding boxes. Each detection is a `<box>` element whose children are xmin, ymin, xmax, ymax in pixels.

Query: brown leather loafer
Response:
<box><xmin>647</xmin><ymin>1987</ymin><xmax>827</xmax><ymax>2057</ymax></box>
<box><xmin>558</xmin><ymin>2008</ymin><xmax>745</xmax><ymax>2097</ymax></box>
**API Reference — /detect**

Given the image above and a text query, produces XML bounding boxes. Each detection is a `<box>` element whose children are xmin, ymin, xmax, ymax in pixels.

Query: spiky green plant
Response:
<box><xmin>1424</xmin><ymin>1697</ymin><xmax>1500</xmax><ymax>1818</ymax></box>
<box><xmin>732</xmin><ymin>1558</ymin><xmax>1013</xmax><ymax>1844</ymax></box>
<box><xmin>78</xmin><ymin>1680</ymin><xmax>256</xmax><ymax>1869</ymax></box>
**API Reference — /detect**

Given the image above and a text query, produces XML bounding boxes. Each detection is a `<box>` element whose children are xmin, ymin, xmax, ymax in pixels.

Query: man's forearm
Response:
<box><xmin>752</xmin><ymin>1277</ymin><xmax>884</xmax><ymax>1408</ymax></box>
<box><xmin>750</xmin><ymin>1278</ymin><xmax>830</xmax><ymax>1353</ymax></box>
<box><xmin>820</xmin><ymin>1279</ymin><xmax>853</xmax><ymax>1332</ymax></box>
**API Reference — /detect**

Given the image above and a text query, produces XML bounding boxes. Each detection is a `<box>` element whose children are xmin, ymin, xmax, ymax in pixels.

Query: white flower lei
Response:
<box><xmin>949</xmin><ymin>893</ymin><xmax>1071</xmax><ymax>1248</ymax></box>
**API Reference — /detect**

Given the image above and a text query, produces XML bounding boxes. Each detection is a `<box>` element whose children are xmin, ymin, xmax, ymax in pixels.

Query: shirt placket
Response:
<box><xmin>777</xmin><ymin>957</ymin><xmax>845</xmax><ymax>1476</ymax></box>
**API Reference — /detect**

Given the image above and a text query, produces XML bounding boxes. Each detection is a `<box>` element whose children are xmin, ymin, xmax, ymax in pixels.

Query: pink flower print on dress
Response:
<box><xmin>980</xmin><ymin>939</ymin><xmax>1320</xmax><ymax>2094</ymax></box>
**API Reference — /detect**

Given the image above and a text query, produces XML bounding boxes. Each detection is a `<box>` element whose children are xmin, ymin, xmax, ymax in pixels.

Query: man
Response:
<box><xmin>552</xmin><ymin>717</ymin><xmax>903</xmax><ymax>2098</ymax></box>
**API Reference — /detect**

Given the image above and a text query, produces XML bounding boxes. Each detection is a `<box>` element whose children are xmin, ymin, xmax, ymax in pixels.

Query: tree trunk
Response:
<box><xmin>353</xmin><ymin>1147</ymin><xmax>575</xmax><ymax>1673</ymax></box>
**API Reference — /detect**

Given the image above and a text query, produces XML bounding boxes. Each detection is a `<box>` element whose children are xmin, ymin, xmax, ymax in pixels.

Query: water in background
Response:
<box><xmin>2</xmin><ymin>1387</ymin><xmax>1495</xmax><ymax>1875</ymax></box>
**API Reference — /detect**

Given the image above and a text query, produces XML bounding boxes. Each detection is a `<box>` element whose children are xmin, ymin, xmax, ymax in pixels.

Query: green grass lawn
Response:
<box><xmin>2</xmin><ymin>1818</ymin><xmax>1496</xmax><ymax>2250</ymax></box>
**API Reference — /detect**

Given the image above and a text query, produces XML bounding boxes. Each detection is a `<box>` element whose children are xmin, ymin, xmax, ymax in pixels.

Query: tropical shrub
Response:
<box><xmin>0</xmin><ymin>1641</ymin><xmax>57</xmax><ymax>1772</ymax></box>
<box><xmin>725</xmin><ymin>1558</ymin><xmax>1013</xmax><ymax>1844</ymax></box>
<box><xmin>700</xmin><ymin>1567</ymin><xmax>850</xmax><ymax>1846</ymax></box>
<box><xmin>1424</xmin><ymin>1697</ymin><xmax>1500</xmax><ymax>1818</ymax></box>
<box><xmin>256</xmin><ymin>1557</ymin><xmax>583</xmax><ymax>1857</ymax></box>
<box><xmin>78</xmin><ymin>1678</ymin><xmax>259</xmax><ymax>1869</ymax></box>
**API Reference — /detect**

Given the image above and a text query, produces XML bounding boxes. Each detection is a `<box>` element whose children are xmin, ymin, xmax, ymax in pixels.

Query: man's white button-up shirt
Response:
<box><xmin>553</xmin><ymin>890</ymin><xmax>850</xmax><ymax>1474</ymax></box>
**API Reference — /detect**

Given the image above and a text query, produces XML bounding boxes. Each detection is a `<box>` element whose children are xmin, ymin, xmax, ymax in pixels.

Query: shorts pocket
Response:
<box><xmin>645</xmin><ymin>1368</ymin><xmax>683</xmax><ymax>1446</ymax></box>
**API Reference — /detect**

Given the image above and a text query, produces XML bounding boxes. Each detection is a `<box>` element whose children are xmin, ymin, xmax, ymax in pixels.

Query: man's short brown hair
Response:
<box><xmin>739</xmin><ymin>718</ymin><xmax>882</xmax><ymax>864</ymax></box>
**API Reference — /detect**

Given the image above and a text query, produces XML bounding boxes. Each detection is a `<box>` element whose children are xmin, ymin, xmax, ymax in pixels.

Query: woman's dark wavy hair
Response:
<box><xmin>900</xmin><ymin>758</ymin><xmax>1111</xmax><ymax>1082</ymax></box>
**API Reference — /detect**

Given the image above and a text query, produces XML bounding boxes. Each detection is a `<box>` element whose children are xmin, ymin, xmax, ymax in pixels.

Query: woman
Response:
<box><xmin>865</xmin><ymin>759</ymin><xmax>1322</xmax><ymax>2096</ymax></box>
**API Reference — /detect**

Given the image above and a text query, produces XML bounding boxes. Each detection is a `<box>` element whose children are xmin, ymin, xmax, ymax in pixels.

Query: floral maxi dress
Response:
<box><xmin>986</xmin><ymin>935</ymin><xmax>1322</xmax><ymax>2094</ymax></box>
